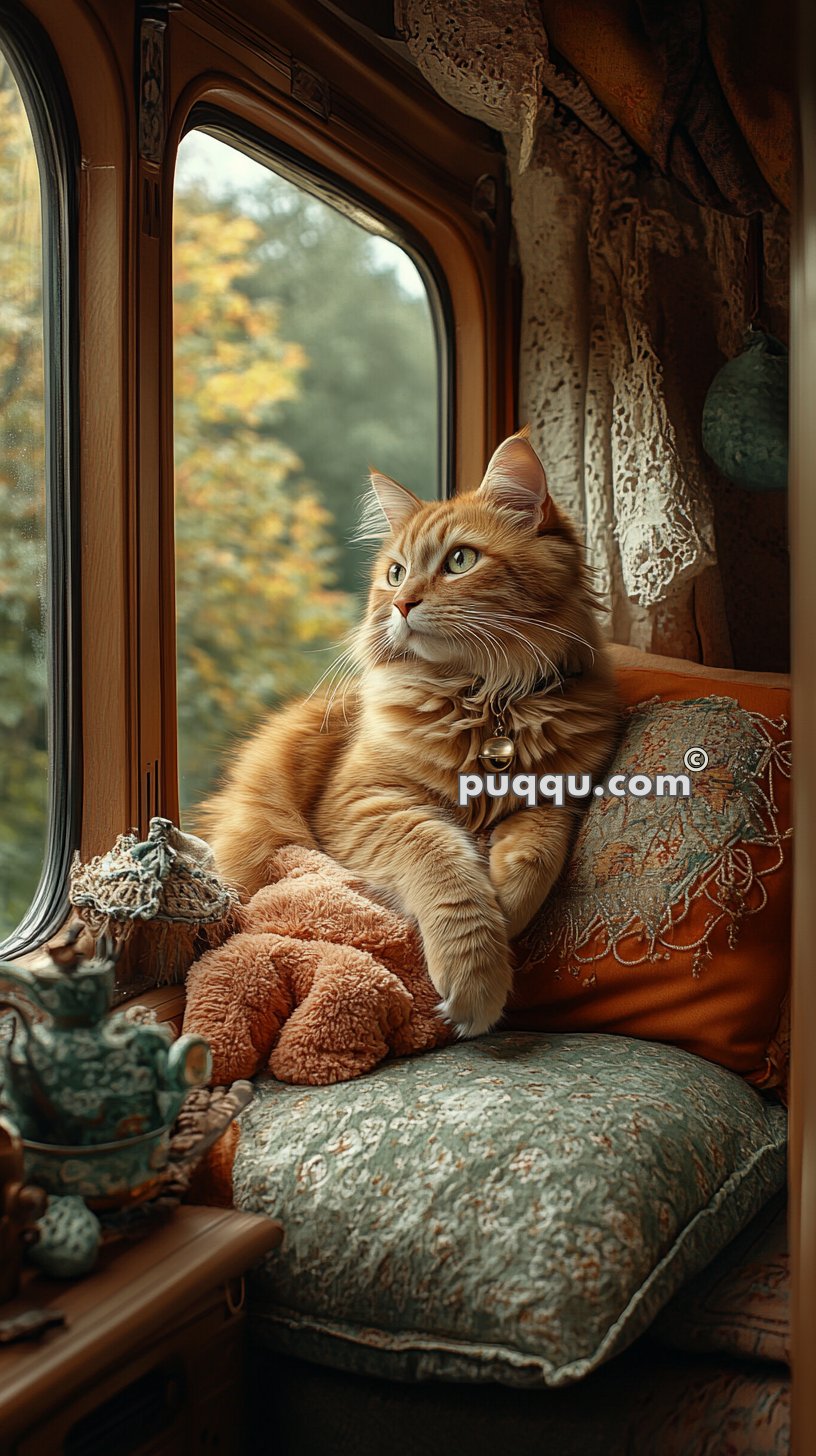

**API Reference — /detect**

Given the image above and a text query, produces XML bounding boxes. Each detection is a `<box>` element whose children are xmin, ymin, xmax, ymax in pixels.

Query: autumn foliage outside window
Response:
<box><xmin>172</xmin><ymin>129</ymin><xmax>441</xmax><ymax>819</ymax></box>
<box><xmin>0</xmin><ymin>54</ymin><xmax>48</xmax><ymax>941</ymax></box>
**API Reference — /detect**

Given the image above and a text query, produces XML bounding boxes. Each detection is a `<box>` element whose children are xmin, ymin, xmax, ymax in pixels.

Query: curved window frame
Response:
<box><xmin>180</xmin><ymin>103</ymin><xmax>456</xmax><ymax>499</ymax></box>
<box><xmin>136</xmin><ymin>7</ymin><xmax>513</xmax><ymax>845</ymax></box>
<box><xmin>0</xmin><ymin>3</ymin><xmax>80</xmax><ymax>959</ymax></box>
<box><xmin>170</xmin><ymin>108</ymin><xmax>454</xmax><ymax>819</ymax></box>
<box><xmin>159</xmin><ymin>96</ymin><xmax>467</xmax><ymax>826</ymax></box>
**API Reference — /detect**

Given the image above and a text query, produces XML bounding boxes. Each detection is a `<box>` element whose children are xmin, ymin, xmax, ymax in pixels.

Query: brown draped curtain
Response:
<box><xmin>537</xmin><ymin>0</ymin><xmax>793</xmax><ymax>215</ymax></box>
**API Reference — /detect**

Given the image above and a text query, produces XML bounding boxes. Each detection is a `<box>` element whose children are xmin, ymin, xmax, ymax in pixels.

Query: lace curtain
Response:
<box><xmin>396</xmin><ymin>0</ymin><xmax>789</xmax><ymax>664</ymax></box>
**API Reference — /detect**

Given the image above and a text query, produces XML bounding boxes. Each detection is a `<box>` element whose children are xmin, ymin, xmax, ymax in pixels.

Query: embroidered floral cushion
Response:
<box><xmin>652</xmin><ymin>1190</ymin><xmax>789</xmax><ymax>1365</ymax></box>
<box><xmin>504</xmin><ymin>666</ymin><xmax>791</xmax><ymax>1094</ymax></box>
<box><xmin>235</xmin><ymin>1031</ymin><xmax>787</xmax><ymax>1386</ymax></box>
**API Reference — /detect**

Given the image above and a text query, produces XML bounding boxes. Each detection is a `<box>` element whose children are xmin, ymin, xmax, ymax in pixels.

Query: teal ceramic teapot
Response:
<box><xmin>0</xmin><ymin>931</ymin><xmax>212</xmax><ymax>1207</ymax></box>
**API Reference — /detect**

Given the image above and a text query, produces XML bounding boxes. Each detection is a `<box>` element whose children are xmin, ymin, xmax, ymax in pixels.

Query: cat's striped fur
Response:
<box><xmin>197</xmin><ymin>430</ymin><xmax>620</xmax><ymax>1036</ymax></box>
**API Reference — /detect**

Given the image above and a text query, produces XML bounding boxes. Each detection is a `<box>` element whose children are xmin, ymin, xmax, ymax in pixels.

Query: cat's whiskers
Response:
<box><xmin>315</xmin><ymin>663</ymin><xmax>359</xmax><ymax>731</ymax></box>
<box><xmin>465</xmin><ymin>606</ymin><xmax>596</xmax><ymax>679</ymax></box>
<box><xmin>452</xmin><ymin>607</ymin><xmax>560</xmax><ymax>694</ymax></box>
<box><xmin>359</xmin><ymin>623</ymin><xmax>399</xmax><ymax>676</ymax></box>
<box><xmin>305</xmin><ymin>639</ymin><xmax>359</xmax><ymax>705</ymax></box>
<box><xmin>488</xmin><ymin>624</ymin><xmax>563</xmax><ymax>686</ymax></box>
<box><xmin>313</xmin><ymin>626</ymin><xmax>395</xmax><ymax>731</ymax></box>
<box><xmin>320</xmin><ymin>664</ymin><xmax>358</xmax><ymax>730</ymax></box>
<box><xmin>488</xmin><ymin>609</ymin><xmax>597</xmax><ymax>664</ymax></box>
<box><xmin>459</xmin><ymin>623</ymin><xmax>511</xmax><ymax>684</ymax></box>
<box><xmin>443</xmin><ymin>621</ymin><xmax>500</xmax><ymax>683</ymax></box>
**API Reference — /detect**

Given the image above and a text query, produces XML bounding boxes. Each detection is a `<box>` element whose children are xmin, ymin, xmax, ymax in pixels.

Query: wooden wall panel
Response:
<box><xmin>790</xmin><ymin>1</ymin><xmax>816</xmax><ymax>1446</ymax></box>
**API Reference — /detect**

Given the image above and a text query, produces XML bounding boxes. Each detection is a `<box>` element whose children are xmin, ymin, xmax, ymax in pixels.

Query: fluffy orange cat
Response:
<box><xmin>197</xmin><ymin>430</ymin><xmax>620</xmax><ymax>1036</ymax></box>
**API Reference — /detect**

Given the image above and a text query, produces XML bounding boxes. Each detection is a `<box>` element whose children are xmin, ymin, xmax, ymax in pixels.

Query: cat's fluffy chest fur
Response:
<box><xmin>325</xmin><ymin>660</ymin><xmax>619</xmax><ymax>837</ymax></box>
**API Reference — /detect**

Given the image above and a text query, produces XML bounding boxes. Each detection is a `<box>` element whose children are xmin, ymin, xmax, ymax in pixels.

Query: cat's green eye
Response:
<box><xmin>387</xmin><ymin>562</ymin><xmax>406</xmax><ymax>586</ymax></box>
<box><xmin>444</xmin><ymin>546</ymin><xmax>479</xmax><ymax>575</ymax></box>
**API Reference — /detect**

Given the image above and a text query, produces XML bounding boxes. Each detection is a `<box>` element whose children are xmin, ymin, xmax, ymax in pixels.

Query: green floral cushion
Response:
<box><xmin>233</xmin><ymin>1032</ymin><xmax>787</xmax><ymax>1387</ymax></box>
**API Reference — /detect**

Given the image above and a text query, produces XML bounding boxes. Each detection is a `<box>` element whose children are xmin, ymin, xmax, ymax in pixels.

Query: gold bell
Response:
<box><xmin>478</xmin><ymin>735</ymin><xmax>516</xmax><ymax>772</ymax></box>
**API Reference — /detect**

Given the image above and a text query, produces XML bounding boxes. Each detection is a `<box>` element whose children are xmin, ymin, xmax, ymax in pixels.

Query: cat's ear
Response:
<box><xmin>477</xmin><ymin>426</ymin><xmax>553</xmax><ymax>531</ymax></box>
<box><xmin>352</xmin><ymin>470</ymin><xmax>423</xmax><ymax>543</ymax></box>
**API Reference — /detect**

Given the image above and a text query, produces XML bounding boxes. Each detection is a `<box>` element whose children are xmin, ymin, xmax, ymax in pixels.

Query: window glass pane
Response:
<box><xmin>0</xmin><ymin>54</ymin><xmax>47</xmax><ymax>940</ymax></box>
<box><xmin>173</xmin><ymin>128</ymin><xmax>441</xmax><ymax>820</ymax></box>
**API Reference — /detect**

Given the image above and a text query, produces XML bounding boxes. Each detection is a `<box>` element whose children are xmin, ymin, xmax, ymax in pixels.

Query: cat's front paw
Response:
<box><xmin>490</xmin><ymin>823</ymin><xmax>564</xmax><ymax>939</ymax></box>
<box><xmin>431</xmin><ymin>941</ymin><xmax>512</xmax><ymax>1039</ymax></box>
<box><xmin>437</xmin><ymin>991</ymin><xmax>505</xmax><ymax>1040</ymax></box>
<box><xmin>490</xmin><ymin>840</ymin><xmax>538</xmax><ymax>940</ymax></box>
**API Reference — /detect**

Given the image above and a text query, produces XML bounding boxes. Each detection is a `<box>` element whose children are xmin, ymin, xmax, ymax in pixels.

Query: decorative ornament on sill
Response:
<box><xmin>0</xmin><ymin>1115</ymin><xmax>47</xmax><ymax>1303</ymax></box>
<box><xmin>68</xmin><ymin>816</ymin><xmax>243</xmax><ymax>990</ymax></box>
<box><xmin>0</xmin><ymin>927</ymin><xmax>212</xmax><ymax>1211</ymax></box>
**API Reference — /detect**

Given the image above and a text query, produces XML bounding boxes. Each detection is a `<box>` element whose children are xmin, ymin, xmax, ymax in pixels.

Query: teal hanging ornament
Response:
<box><xmin>701</xmin><ymin>214</ymin><xmax>789</xmax><ymax>492</ymax></box>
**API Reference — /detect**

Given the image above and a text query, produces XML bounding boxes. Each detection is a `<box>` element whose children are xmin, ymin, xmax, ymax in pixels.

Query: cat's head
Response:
<box><xmin>354</xmin><ymin>429</ymin><xmax>601</xmax><ymax>694</ymax></box>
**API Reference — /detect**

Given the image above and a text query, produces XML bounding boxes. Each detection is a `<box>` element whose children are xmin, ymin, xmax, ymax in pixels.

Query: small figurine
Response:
<box><xmin>28</xmin><ymin>1196</ymin><xmax>101</xmax><ymax>1279</ymax></box>
<box><xmin>0</xmin><ymin>1117</ymin><xmax>47</xmax><ymax>1301</ymax></box>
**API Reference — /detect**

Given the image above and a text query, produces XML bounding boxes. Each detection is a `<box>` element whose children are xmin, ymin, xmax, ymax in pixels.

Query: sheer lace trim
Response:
<box><xmin>398</xmin><ymin>1</ymin><xmax>789</xmax><ymax>657</ymax></box>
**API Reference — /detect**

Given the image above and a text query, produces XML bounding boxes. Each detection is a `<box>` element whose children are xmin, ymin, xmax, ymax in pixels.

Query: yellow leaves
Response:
<box><xmin>0</xmin><ymin>60</ymin><xmax>47</xmax><ymax>617</ymax></box>
<box><xmin>173</xmin><ymin>210</ymin><xmax>260</xmax><ymax>292</ymax></box>
<box><xmin>172</xmin><ymin>191</ymin><xmax>309</xmax><ymax>428</ymax></box>
<box><xmin>0</xmin><ymin>65</ymin><xmax>44</xmax><ymax>331</ymax></box>
<box><xmin>172</xmin><ymin>173</ymin><xmax>359</xmax><ymax>776</ymax></box>
<box><xmin>282</xmin><ymin>341</ymin><xmax>308</xmax><ymax>373</ymax></box>
<box><xmin>199</xmin><ymin>358</ymin><xmax>301</xmax><ymax>422</ymax></box>
<box><xmin>0</xmin><ymin>66</ymin><xmax>41</xmax><ymax>246</ymax></box>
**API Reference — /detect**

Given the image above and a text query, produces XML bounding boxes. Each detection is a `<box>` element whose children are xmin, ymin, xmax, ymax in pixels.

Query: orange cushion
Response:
<box><xmin>504</xmin><ymin>658</ymin><xmax>791</xmax><ymax>1095</ymax></box>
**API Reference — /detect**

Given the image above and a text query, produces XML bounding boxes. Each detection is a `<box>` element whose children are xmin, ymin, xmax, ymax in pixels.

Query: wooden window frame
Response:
<box><xmin>15</xmin><ymin>0</ymin><xmax>514</xmax><ymax>881</ymax></box>
<box><xmin>178</xmin><ymin>101</ymin><xmax>456</xmax><ymax>492</ymax></box>
<box><xmin>0</xmin><ymin>0</ymin><xmax>81</xmax><ymax>958</ymax></box>
<box><xmin>168</xmin><ymin>101</ymin><xmax>458</xmax><ymax>811</ymax></box>
<box><xmin>151</xmin><ymin>1</ymin><xmax>516</xmax><ymax>830</ymax></box>
<box><xmin>7</xmin><ymin>0</ymin><xmax>816</xmax><ymax>1449</ymax></box>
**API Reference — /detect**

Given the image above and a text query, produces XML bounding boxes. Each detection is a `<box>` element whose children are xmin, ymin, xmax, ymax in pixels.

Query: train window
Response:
<box><xmin>172</xmin><ymin>126</ymin><xmax>442</xmax><ymax>820</ymax></box>
<box><xmin>0</xmin><ymin>29</ymin><xmax>75</xmax><ymax>953</ymax></box>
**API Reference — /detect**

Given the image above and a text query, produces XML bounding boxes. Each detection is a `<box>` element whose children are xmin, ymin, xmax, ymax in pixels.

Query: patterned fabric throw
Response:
<box><xmin>653</xmin><ymin>1190</ymin><xmax>789</xmax><ymax>1365</ymax></box>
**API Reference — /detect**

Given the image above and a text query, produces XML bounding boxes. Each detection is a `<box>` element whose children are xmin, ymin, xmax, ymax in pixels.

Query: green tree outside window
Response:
<box><xmin>173</xmin><ymin>132</ymin><xmax>441</xmax><ymax>818</ymax></box>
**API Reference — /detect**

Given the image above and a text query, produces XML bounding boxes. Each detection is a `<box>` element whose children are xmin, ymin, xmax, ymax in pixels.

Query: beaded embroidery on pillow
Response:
<box><xmin>517</xmin><ymin>696</ymin><xmax>790</xmax><ymax>979</ymax></box>
<box><xmin>508</xmin><ymin>694</ymin><xmax>791</xmax><ymax>1090</ymax></box>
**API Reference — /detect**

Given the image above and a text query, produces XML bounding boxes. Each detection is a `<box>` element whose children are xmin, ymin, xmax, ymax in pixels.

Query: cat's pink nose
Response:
<box><xmin>395</xmin><ymin>598</ymin><xmax>422</xmax><ymax>619</ymax></box>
